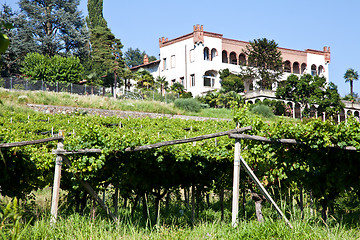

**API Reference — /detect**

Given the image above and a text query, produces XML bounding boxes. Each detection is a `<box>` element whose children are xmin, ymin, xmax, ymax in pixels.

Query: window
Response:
<box><xmin>284</xmin><ymin>61</ymin><xmax>291</xmax><ymax>73</ymax></box>
<box><xmin>204</xmin><ymin>47</ymin><xmax>209</xmax><ymax>61</ymax></box>
<box><xmin>222</xmin><ymin>50</ymin><xmax>228</xmax><ymax>63</ymax></box>
<box><xmin>190</xmin><ymin>49</ymin><xmax>195</xmax><ymax>62</ymax></box>
<box><xmin>211</xmin><ymin>48</ymin><xmax>217</xmax><ymax>61</ymax></box>
<box><xmin>311</xmin><ymin>64</ymin><xmax>317</xmax><ymax>76</ymax></box>
<box><xmin>203</xmin><ymin>71</ymin><xmax>215</xmax><ymax>87</ymax></box>
<box><xmin>239</xmin><ymin>53</ymin><xmax>246</xmax><ymax>65</ymax></box>
<box><xmin>163</xmin><ymin>58</ymin><xmax>167</xmax><ymax>70</ymax></box>
<box><xmin>293</xmin><ymin>62</ymin><xmax>300</xmax><ymax>74</ymax></box>
<box><xmin>171</xmin><ymin>55</ymin><xmax>176</xmax><ymax>68</ymax></box>
<box><xmin>190</xmin><ymin>74</ymin><xmax>195</xmax><ymax>87</ymax></box>
<box><xmin>180</xmin><ymin>77</ymin><xmax>184</xmax><ymax>86</ymax></box>
<box><xmin>229</xmin><ymin>52</ymin><xmax>237</xmax><ymax>65</ymax></box>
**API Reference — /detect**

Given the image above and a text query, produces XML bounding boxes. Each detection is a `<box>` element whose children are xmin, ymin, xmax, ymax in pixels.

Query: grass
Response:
<box><xmin>2</xmin><ymin>188</ymin><xmax>359</xmax><ymax>239</ymax></box>
<box><xmin>0</xmin><ymin>89</ymin><xmax>235</xmax><ymax>119</ymax></box>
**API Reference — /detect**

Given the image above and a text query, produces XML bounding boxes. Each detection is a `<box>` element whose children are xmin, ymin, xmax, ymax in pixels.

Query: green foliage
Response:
<box><xmin>344</xmin><ymin>68</ymin><xmax>359</xmax><ymax>97</ymax></box>
<box><xmin>221</xmin><ymin>74</ymin><xmax>244</xmax><ymax>93</ymax></box>
<box><xmin>250</xmin><ymin>104</ymin><xmax>274</xmax><ymax>118</ymax></box>
<box><xmin>276</xmin><ymin>74</ymin><xmax>344</xmax><ymax>117</ymax></box>
<box><xmin>124</xmin><ymin>47</ymin><xmax>157</xmax><ymax>68</ymax></box>
<box><xmin>21</xmin><ymin>53</ymin><xmax>84</xmax><ymax>83</ymax></box>
<box><xmin>174</xmin><ymin>98</ymin><xmax>201</xmax><ymax>112</ymax></box>
<box><xmin>0</xmin><ymin>197</ymin><xmax>26</xmax><ymax>239</ymax></box>
<box><xmin>243</xmin><ymin>38</ymin><xmax>283</xmax><ymax>89</ymax></box>
<box><xmin>135</xmin><ymin>69</ymin><xmax>155</xmax><ymax>89</ymax></box>
<box><xmin>0</xmin><ymin>20</ymin><xmax>12</xmax><ymax>54</ymax></box>
<box><xmin>170</xmin><ymin>82</ymin><xmax>185</xmax><ymax>95</ymax></box>
<box><xmin>19</xmin><ymin>0</ymin><xmax>89</xmax><ymax>57</ymax></box>
<box><xmin>0</xmin><ymin>4</ymin><xmax>37</xmax><ymax>77</ymax></box>
<box><xmin>234</xmin><ymin>105</ymin><xmax>360</xmax><ymax>220</ymax></box>
<box><xmin>198</xmin><ymin>91</ymin><xmax>243</xmax><ymax>109</ymax></box>
<box><xmin>86</xmin><ymin>0</ymin><xmax>124</xmax><ymax>87</ymax></box>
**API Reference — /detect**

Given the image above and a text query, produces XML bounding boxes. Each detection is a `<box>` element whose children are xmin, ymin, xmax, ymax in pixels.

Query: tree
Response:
<box><xmin>135</xmin><ymin>69</ymin><xmax>154</xmax><ymax>89</ymax></box>
<box><xmin>1</xmin><ymin>4</ymin><xmax>36</xmax><ymax>76</ymax></box>
<box><xmin>243</xmin><ymin>38</ymin><xmax>283</xmax><ymax>90</ymax></box>
<box><xmin>155</xmin><ymin>76</ymin><xmax>168</xmax><ymax>95</ymax></box>
<box><xmin>170</xmin><ymin>82</ymin><xmax>185</xmax><ymax>95</ymax></box>
<box><xmin>344</xmin><ymin>68</ymin><xmax>359</xmax><ymax>97</ymax></box>
<box><xmin>21</xmin><ymin>52</ymin><xmax>84</xmax><ymax>83</ymax></box>
<box><xmin>18</xmin><ymin>0</ymin><xmax>89</xmax><ymax>58</ymax></box>
<box><xmin>276</xmin><ymin>74</ymin><xmax>344</xmax><ymax>117</ymax></box>
<box><xmin>86</xmin><ymin>0</ymin><xmax>124</xmax><ymax>87</ymax></box>
<box><xmin>220</xmin><ymin>74</ymin><xmax>244</xmax><ymax>93</ymax></box>
<box><xmin>124</xmin><ymin>48</ymin><xmax>157</xmax><ymax>68</ymax></box>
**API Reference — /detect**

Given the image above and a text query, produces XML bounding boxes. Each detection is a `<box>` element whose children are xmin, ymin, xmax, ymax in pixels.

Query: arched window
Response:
<box><xmin>211</xmin><ymin>48</ymin><xmax>217</xmax><ymax>61</ymax></box>
<box><xmin>284</xmin><ymin>61</ymin><xmax>291</xmax><ymax>73</ymax></box>
<box><xmin>229</xmin><ymin>52</ymin><xmax>237</xmax><ymax>65</ymax></box>
<box><xmin>222</xmin><ymin>50</ymin><xmax>228</xmax><ymax>63</ymax></box>
<box><xmin>301</xmin><ymin>63</ymin><xmax>307</xmax><ymax>74</ymax></box>
<box><xmin>204</xmin><ymin>47</ymin><xmax>209</xmax><ymax>61</ymax></box>
<box><xmin>203</xmin><ymin>70</ymin><xmax>216</xmax><ymax>87</ymax></box>
<box><xmin>239</xmin><ymin>53</ymin><xmax>246</xmax><ymax>65</ymax></box>
<box><xmin>293</xmin><ymin>62</ymin><xmax>300</xmax><ymax>74</ymax></box>
<box><xmin>318</xmin><ymin>65</ymin><xmax>324</xmax><ymax>75</ymax></box>
<box><xmin>311</xmin><ymin>64</ymin><xmax>317</xmax><ymax>76</ymax></box>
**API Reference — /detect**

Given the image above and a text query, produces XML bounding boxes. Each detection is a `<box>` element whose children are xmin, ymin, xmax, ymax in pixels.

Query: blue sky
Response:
<box><xmin>5</xmin><ymin>0</ymin><xmax>360</xmax><ymax>97</ymax></box>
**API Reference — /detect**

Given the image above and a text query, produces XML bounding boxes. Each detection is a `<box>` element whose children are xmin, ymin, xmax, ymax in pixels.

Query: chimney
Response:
<box><xmin>324</xmin><ymin>46</ymin><xmax>330</xmax><ymax>63</ymax></box>
<box><xmin>143</xmin><ymin>54</ymin><xmax>149</xmax><ymax>65</ymax></box>
<box><xmin>193</xmin><ymin>24</ymin><xmax>204</xmax><ymax>44</ymax></box>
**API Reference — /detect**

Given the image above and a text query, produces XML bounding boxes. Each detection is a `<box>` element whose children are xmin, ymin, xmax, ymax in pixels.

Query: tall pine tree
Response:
<box><xmin>18</xmin><ymin>0</ymin><xmax>89</xmax><ymax>58</ymax></box>
<box><xmin>0</xmin><ymin>4</ymin><xmax>37</xmax><ymax>76</ymax></box>
<box><xmin>86</xmin><ymin>0</ymin><xmax>124</xmax><ymax>87</ymax></box>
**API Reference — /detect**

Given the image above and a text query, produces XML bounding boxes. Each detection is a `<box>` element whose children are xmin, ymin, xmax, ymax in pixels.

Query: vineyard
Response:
<box><xmin>1</xmin><ymin>104</ymin><xmax>360</xmax><ymax>239</ymax></box>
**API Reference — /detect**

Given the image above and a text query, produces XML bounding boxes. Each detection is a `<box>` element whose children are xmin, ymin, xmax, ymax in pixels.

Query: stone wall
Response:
<box><xmin>27</xmin><ymin>104</ymin><xmax>231</xmax><ymax>122</ymax></box>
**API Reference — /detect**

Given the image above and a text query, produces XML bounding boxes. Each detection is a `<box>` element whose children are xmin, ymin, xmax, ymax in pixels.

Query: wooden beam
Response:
<box><xmin>52</xmin><ymin>149</ymin><xmax>102</xmax><ymax>155</ymax></box>
<box><xmin>229</xmin><ymin>133</ymin><xmax>358</xmax><ymax>151</ymax></box>
<box><xmin>62</xmin><ymin>156</ymin><xmax>118</xmax><ymax>222</ymax></box>
<box><xmin>239</xmin><ymin>156</ymin><xmax>293</xmax><ymax>229</ymax></box>
<box><xmin>125</xmin><ymin>126</ymin><xmax>252</xmax><ymax>152</ymax></box>
<box><xmin>0</xmin><ymin>136</ymin><xmax>63</xmax><ymax>148</ymax></box>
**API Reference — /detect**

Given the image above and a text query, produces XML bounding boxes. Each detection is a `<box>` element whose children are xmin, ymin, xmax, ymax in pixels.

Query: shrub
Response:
<box><xmin>250</xmin><ymin>104</ymin><xmax>274</xmax><ymax>118</ymax></box>
<box><xmin>174</xmin><ymin>98</ymin><xmax>201</xmax><ymax>112</ymax></box>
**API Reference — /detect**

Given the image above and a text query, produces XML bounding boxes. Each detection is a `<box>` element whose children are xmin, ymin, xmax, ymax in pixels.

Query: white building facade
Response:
<box><xmin>131</xmin><ymin>25</ymin><xmax>331</xmax><ymax>97</ymax></box>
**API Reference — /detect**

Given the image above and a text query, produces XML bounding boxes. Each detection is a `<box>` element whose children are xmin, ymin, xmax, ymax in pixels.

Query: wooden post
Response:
<box><xmin>50</xmin><ymin>130</ymin><xmax>65</xmax><ymax>224</ymax></box>
<box><xmin>232</xmin><ymin>139</ymin><xmax>241</xmax><ymax>227</ymax></box>
<box><xmin>62</xmin><ymin>156</ymin><xmax>118</xmax><ymax>222</ymax></box>
<box><xmin>239</xmin><ymin>155</ymin><xmax>293</xmax><ymax>229</ymax></box>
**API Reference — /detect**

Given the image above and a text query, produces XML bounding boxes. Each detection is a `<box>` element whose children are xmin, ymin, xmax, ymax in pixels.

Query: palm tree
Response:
<box><xmin>155</xmin><ymin>76</ymin><xmax>168</xmax><ymax>95</ymax></box>
<box><xmin>344</xmin><ymin>68</ymin><xmax>359</xmax><ymax>97</ymax></box>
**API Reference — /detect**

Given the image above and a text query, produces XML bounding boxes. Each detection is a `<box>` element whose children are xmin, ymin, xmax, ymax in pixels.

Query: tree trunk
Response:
<box><xmin>191</xmin><ymin>184</ymin><xmax>195</xmax><ymax>225</ymax></box>
<box><xmin>131</xmin><ymin>195</ymin><xmax>139</xmax><ymax>217</ymax></box>
<box><xmin>251</xmin><ymin>192</ymin><xmax>265</xmax><ymax>223</ymax></box>
<box><xmin>165</xmin><ymin>192</ymin><xmax>170</xmax><ymax>210</ymax></box>
<box><xmin>91</xmin><ymin>198</ymin><xmax>96</xmax><ymax>220</ymax></box>
<box><xmin>184</xmin><ymin>188</ymin><xmax>189</xmax><ymax>207</ymax></box>
<box><xmin>320</xmin><ymin>198</ymin><xmax>328</xmax><ymax>222</ymax></box>
<box><xmin>295</xmin><ymin>187</ymin><xmax>304</xmax><ymax>219</ymax></box>
<box><xmin>154</xmin><ymin>196</ymin><xmax>160</xmax><ymax>225</ymax></box>
<box><xmin>113</xmin><ymin>185</ymin><xmax>119</xmax><ymax>215</ymax></box>
<box><xmin>242</xmin><ymin>188</ymin><xmax>246</xmax><ymax>217</ymax></box>
<box><xmin>142</xmin><ymin>194</ymin><xmax>148</xmax><ymax>221</ymax></box>
<box><xmin>80</xmin><ymin>192</ymin><xmax>87</xmax><ymax>215</ymax></box>
<box><xmin>220</xmin><ymin>188</ymin><xmax>224</xmax><ymax>221</ymax></box>
<box><xmin>206</xmin><ymin>193</ymin><xmax>210</xmax><ymax>208</ymax></box>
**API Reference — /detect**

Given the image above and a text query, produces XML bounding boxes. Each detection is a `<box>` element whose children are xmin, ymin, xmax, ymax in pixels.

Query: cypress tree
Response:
<box><xmin>86</xmin><ymin>0</ymin><xmax>124</xmax><ymax>87</ymax></box>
